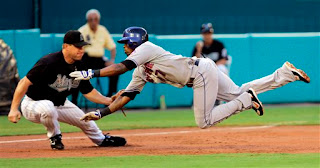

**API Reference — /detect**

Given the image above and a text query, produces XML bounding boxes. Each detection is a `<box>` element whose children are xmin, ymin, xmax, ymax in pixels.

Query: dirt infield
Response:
<box><xmin>0</xmin><ymin>125</ymin><xmax>319</xmax><ymax>158</ymax></box>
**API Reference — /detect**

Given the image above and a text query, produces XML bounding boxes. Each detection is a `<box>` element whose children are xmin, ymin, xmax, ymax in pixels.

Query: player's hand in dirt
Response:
<box><xmin>8</xmin><ymin>109</ymin><xmax>21</xmax><ymax>123</ymax></box>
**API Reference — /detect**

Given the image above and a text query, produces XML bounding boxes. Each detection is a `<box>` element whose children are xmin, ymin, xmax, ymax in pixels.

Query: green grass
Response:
<box><xmin>0</xmin><ymin>153</ymin><xmax>319</xmax><ymax>168</ymax></box>
<box><xmin>1</xmin><ymin>106</ymin><xmax>319</xmax><ymax>167</ymax></box>
<box><xmin>0</xmin><ymin>105</ymin><xmax>319</xmax><ymax>136</ymax></box>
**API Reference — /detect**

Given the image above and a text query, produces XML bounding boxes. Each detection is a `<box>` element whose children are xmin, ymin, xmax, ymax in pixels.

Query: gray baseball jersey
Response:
<box><xmin>125</xmin><ymin>41</ymin><xmax>194</xmax><ymax>92</ymax></box>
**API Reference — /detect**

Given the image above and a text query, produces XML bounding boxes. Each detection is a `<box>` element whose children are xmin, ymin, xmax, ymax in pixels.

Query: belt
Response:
<box><xmin>186</xmin><ymin>59</ymin><xmax>200</xmax><ymax>87</ymax></box>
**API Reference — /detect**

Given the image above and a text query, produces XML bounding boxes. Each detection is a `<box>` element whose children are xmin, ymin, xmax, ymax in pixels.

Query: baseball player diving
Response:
<box><xmin>8</xmin><ymin>30</ymin><xmax>126</xmax><ymax>150</ymax></box>
<box><xmin>70</xmin><ymin>27</ymin><xmax>310</xmax><ymax>128</ymax></box>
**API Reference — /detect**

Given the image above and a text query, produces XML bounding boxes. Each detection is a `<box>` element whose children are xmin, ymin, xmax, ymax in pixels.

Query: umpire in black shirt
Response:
<box><xmin>8</xmin><ymin>30</ymin><xmax>126</xmax><ymax>150</ymax></box>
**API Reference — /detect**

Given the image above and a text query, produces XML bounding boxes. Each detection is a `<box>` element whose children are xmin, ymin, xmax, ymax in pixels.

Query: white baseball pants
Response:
<box><xmin>21</xmin><ymin>96</ymin><xmax>105</xmax><ymax>145</ymax></box>
<box><xmin>192</xmin><ymin>58</ymin><xmax>296</xmax><ymax>128</ymax></box>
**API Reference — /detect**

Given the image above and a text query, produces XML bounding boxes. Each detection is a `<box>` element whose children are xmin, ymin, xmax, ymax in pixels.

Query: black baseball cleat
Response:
<box><xmin>247</xmin><ymin>88</ymin><xmax>264</xmax><ymax>116</ymax></box>
<box><xmin>49</xmin><ymin>134</ymin><xmax>64</xmax><ymax>150</ymax></box>
<box><xmin>99</xmin><ymin>134</ymin><xmax>127</xmax><ymax>147</ymax></box>
<box><xmin>285</xmin><ymin>61</ymin><xmax>310</xmax><ymax>83</ymax></box>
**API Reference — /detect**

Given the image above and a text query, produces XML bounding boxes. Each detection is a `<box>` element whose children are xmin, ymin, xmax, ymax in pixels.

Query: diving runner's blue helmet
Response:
<box><xmin>117</xmin><ymin>27</ymin><xmax>148</xmax><ymax>49</ymax></box>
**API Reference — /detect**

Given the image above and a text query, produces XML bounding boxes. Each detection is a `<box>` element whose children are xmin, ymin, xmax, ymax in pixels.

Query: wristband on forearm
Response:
<box><xmin>93</xmin><ymin>69</ymin><xmax>100</xmax><ymax>77</ymax></box>
<box><xmin>99</xmin><ymin>107</ymin><xmax>112</xmax><ymax>117</ymax></box>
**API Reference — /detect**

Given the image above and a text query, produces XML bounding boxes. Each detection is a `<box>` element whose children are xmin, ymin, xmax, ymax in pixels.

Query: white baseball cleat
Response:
<box><xmin>247</xmin><ymin>88</ymin><xmax>264</xmax><ymax>116</ymax></box>
<box><xmin>285</xmin><ymin>61</ymin><xmax>310</xmax><ymax>83</ymax></box>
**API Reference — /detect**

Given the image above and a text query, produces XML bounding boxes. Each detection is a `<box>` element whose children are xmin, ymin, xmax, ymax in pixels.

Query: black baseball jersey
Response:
<box><xmin>192</xmin><ymin>40</ymin><xmax>228</xmax><ymax>62</ymax></box>
<box><xmin>26</xmin><ymin>51</ymin><xmax>93</xmax><ymax>106</ymax></box>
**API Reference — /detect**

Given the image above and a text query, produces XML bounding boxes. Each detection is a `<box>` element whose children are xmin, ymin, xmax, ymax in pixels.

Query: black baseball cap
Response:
<box><xmin>201</xmin><ymin>23</ymin><xmax>214</xmax><ymax>34</ymax></box>
<box><xmin>63</xmin><ymin>30</ymin><xmax>90</xmax><ymax>47</ymax></box>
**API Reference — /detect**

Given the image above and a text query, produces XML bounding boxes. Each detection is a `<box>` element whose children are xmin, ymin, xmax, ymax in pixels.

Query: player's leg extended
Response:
<box><xmin>21</xmin><ymin>96</ymin><xmax>61</xmax><ymax>138</ymax></box>
<box><xmin>192</xmin><ymin>59</ymin><xmax>252</xmax><ymax>128</ymax></box>
<box><xmin>56</xmin><ymin>100</ymin><xmax>105</xmax><ymax>145</ymax></box>
<box><xmin>216</xmin><ymin>70</ymin><xmax>264</xmax><ymax>115</ymax></box>
<box><xmin>239</xmin><ymin>62</ymin><xmax>310</xmax><ymax>94</ymax></box>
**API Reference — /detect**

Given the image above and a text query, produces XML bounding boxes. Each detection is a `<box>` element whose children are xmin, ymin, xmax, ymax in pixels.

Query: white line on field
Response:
<box><xmin>0</xmin><ymin>125</ymin><xmax>275</xmax><ymax>144</ymax></box>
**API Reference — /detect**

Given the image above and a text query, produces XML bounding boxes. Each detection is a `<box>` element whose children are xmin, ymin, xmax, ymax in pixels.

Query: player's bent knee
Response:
<box><xmin>240</xmin><ymin>83</ymin><xmax>252</xmax><ymax>93</ymax></box>
<box><xmin>196</xmin><ymin>121</ymin><xmax>211</xmax><ymax>129</ymax></box>
<box><xmin>39</xmin><ymin>101</ymin><xmax>57</xmax><ymax>119</ymax></box>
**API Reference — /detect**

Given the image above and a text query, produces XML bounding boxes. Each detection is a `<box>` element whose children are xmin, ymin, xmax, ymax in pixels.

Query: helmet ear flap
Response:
<box><xmin>126</xmin><ymin>39</ymin><xmax>139</xmax><ymax>50</ymax></box>
<box><xmin>128</xmin><ymin>42</ymin><xmax>135</xmax><ymax>49</ymax></box>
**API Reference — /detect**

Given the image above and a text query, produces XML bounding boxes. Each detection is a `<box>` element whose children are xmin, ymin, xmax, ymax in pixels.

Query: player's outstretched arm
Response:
<box><xmin>110</xmin><ymin>89</ymin><xmax>125</xmax><ymax>101</ymax></box>
<box><xmin>8</xmin><ymin>77</ymin><xmax>32</xmax><ymax>123</ymax></box>
<box><xmin>99</xmin><ymin>63</ymin><xmax>129</xmax><ymax>77</ymax></box>
<box><xmin>69</xmin><ymin>63</ymin><xmax>129</xmax><ymax>80</ymax></box>
<box><xmin>83</xmin><ymin>89</ymin><xmax>112</xmax><ymax>106</ymax></box>
<box><xmin>80</xmin><ymin>95</ymin><xmax>131</xmax><ymax>122</ymax></box>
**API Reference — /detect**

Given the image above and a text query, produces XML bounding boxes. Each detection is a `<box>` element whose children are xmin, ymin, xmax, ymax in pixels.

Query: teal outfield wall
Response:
<box><xmin>0</xmin><ymin>29</ymin><xmax>319</xmax><ymax>108</ymax></box>
<box><xmin>1</xmin><ymin>0</ymin><xmax>320</xmax><ymax>34</ymax></box>
<box><xmin>40</xmin><ymin>0</ymin><xmax>320</xmax><ymax>34</ymax></box>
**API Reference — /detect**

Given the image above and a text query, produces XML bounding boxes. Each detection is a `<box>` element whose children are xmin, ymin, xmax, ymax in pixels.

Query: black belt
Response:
<box><xmin>194</xmin><ymin>59</ymin><xmax>200</xmax><ymax>66</ymax></box>
<box><xmin>186</xmin><ymin>59</ymin><xmax>200</xmax><ymax>87</ymax></box>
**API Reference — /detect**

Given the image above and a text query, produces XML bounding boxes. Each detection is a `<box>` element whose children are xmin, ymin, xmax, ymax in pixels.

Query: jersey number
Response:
<box><xmin>144</xmin><ymin>63</ymin><xmax>166</xmax><ymax>83</ymax></box>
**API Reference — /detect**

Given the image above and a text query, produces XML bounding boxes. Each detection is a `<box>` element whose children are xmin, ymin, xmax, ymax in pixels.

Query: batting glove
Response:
<box><xmin>69</xmin><ymin>69</ymin><xmax>94</xmax><ymax>80</ymax></box>
<box><xmin>80</xmin><ymin>110</ymin><xmax>101</xmax><ymax>122</ymax></box>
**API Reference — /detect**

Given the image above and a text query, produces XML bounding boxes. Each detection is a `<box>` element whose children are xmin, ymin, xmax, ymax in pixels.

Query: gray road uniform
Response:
<box><xmin>124</xmin><ymin>41</ymin><xmax>297</xmax><ymax>128</ymax></box>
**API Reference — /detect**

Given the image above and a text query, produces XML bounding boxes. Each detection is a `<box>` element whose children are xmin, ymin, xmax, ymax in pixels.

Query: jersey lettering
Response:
<box><xmin>144</xmin><ymin>62</ymin><xmax>166</xmax><ymax>83</ymax></box>
<box><xmin>49</xmin><ymin>74</ymin><xmax>80</xmax><ymax>92</ymax></box>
